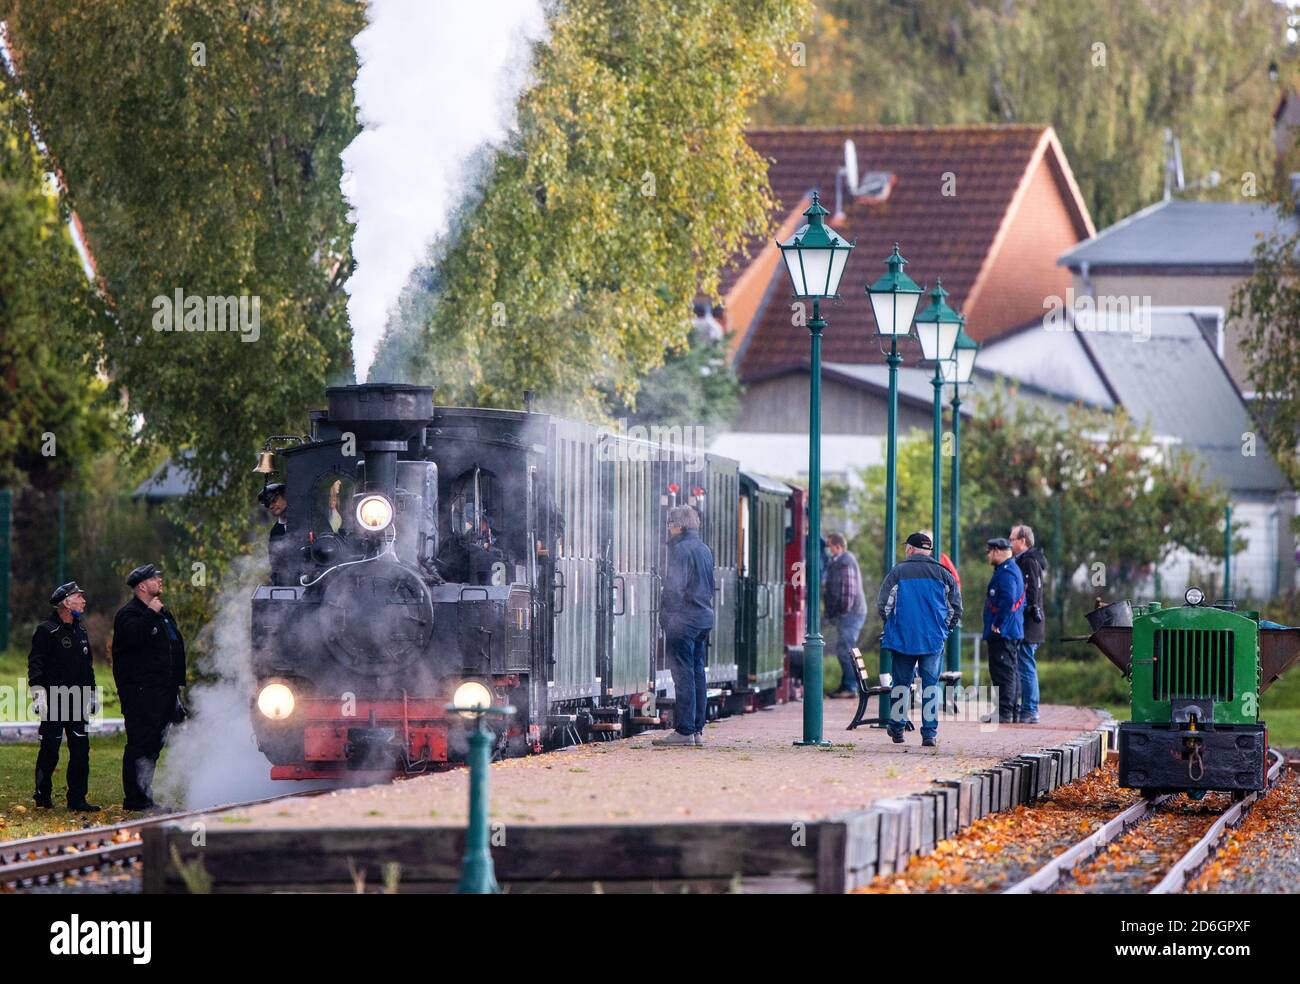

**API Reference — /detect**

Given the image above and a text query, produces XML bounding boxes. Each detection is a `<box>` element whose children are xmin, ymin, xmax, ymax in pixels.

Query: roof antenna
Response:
<box><xmin>1163</xmin><ymin>128</ymin><xmax>1184</xmax><ymax>201</ymax></box>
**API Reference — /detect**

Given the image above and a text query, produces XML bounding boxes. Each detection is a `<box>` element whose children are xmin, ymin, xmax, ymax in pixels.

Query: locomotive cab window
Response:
<box><xmin>312</xmin><ymin>472</ymin><xmax>355</xmax><ymax>537</ymax></box>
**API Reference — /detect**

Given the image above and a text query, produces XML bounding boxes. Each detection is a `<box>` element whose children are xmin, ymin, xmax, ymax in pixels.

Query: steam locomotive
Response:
<box><xmin>1088</xmin><ymin>591</ymin><xmax>1300</xmax><ymax>798</ymax></box>
<box><xmin>249</xmin><ymin>383</ymin><xmax>808</xmax><ymax>779</ymax></box>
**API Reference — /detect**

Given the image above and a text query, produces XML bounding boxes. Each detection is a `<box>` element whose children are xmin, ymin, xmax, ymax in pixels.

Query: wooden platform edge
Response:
<box><xmin>144</xmin><ymin>722</ymin><xmax>1118</xmax><ymax>896</ymax></box>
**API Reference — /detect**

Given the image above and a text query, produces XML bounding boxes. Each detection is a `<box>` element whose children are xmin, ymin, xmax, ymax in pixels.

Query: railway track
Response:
<box><xmin>1004</xmin><ymin>749</ymin><xmax>1285</xmax><ymax>895</ymax></box>
<box><xmin>0</xmin><ymin>792</ymin><xmax>316</xmax><ymax>891</ymax></box>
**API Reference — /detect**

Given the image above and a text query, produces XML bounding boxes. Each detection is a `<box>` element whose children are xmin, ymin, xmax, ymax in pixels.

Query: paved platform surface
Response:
<box><xmin>213</xmin><ymin>700</ymin><xmax>1103</xmax><ymax>830</ymax></box>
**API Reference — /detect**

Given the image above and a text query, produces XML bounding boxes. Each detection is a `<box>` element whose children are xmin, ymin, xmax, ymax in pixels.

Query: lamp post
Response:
<box><xmin>449</xmin><ymin>692</ymin><xmax>516</xmax><ymax>894</ymax></box>
<box><xmin>914</xmin><ymin>280</ymin><xmax>963</xmax><ymax>562</ymax></box>
<box><xmin>867</xmin><ymin>245</ymin><xmax>924</xmax><ymax>581</ymax></box>
<box><xmin>941</xmin><ymin>327</ymin><xmax>979</xmax><ymax>674</ymax></box>
<box><xmin>776</xmin><ymin>190</ymin><xmax>854</xmax><ymax>747</ymax></box>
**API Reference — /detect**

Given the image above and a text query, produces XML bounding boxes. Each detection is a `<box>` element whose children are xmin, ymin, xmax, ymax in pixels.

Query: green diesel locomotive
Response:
<box><xmin>1089</xmin><ymin>588</ymin><xmax>1300</xmax><ymax>799</ymax></box>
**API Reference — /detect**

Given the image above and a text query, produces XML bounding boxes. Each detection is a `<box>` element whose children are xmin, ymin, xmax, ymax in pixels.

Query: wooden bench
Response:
<box><xmin>846</xmin><ymin>648</ymin><xmax>914</xmax><ymax>732</ymax></box>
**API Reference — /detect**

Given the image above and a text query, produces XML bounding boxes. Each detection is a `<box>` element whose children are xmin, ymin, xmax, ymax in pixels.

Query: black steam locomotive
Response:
<box><xmin>250</xmin><ymin>383</ymin><xmax>803</xmax><ymax>779</ymax></box>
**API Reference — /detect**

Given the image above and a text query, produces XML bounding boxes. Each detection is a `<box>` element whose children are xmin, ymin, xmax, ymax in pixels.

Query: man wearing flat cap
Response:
<box><xmin>112</xmin><ymin>564</ymin><xmax>187</xmax><ymax>810</ymax></box>
<box><xmin>982</xmin><ymin>537</ymin><xmax>1026</xmax><ymax>724</ymax></box>
<box><xmin>29</xmin><ymin>581</ymin><xmax>100</xmax><ymax>811</ymax></box>
<box><xmin>877</xmin><ymin>531</ymin><xmax>963</xmax><ymax>746</ymax></box>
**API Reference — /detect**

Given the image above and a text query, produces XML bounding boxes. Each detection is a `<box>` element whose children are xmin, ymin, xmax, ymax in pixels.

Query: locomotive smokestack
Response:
<box><xmin>325</xmin><ymin>383</ymin><xmax>434</xmax><ymax>495</ymax></box>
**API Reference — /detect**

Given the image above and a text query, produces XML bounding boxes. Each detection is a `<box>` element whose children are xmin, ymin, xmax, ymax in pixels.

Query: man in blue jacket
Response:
<box><xmin>878</xmin><ymin>531</ymin><xmax>962</xmax><ymax>746</ymax></box>
<box><xmin>982</xmin><ymin>537</ymin><xmax>1026</xmax><ymax>724</ymax></box>
<box><xmin>654</xmin><ymin>505</ymin><xmax>715</xmax><ymax>747</ymax></box>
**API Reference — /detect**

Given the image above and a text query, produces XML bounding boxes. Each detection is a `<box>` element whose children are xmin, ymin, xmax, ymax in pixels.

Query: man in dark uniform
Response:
<box><xmin>112</xmin><ymin>564</ymin><xmax>187</xmax><ymax>811</ymax></box>
<box><xmin>259</xmin><ymin>483</ymin><xmax>295</xmax><ymax>585</ymax></box>
<box><xmin>29</xmin><ymin>581</ymin><xmax>100</xmax><ymax>811</ymax></box>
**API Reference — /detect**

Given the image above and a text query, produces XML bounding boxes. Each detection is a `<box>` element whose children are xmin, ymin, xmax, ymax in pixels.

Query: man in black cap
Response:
<box><xmin>982</xmin><ymin>537</ymin><xmax>1026</xmax><ymax>724</ymax></box>
<box><xmin>29</xmin><ymin>581</ymin><xmax>100</xmax><ymax>811</ymax></box>
<box><xmin>877</xmin><ymin>532</ymin><xmax>963</xmax><ymax>746</ymax></box>
<box><xmin>259</xmin><ymin>483</ymin><xmax>295</xmax><ymax>584</ymax></box>
<box><xmin>112</xmin><ymin>564</ymin><xmax>187</xmax><ymax>810</ymax></box>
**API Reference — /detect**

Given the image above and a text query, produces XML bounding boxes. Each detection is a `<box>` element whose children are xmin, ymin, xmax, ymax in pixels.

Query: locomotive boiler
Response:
<box><xmin>1089</xmin><ymin>590</ymin><xmax>1300</xmax><ymax>798</ymax></box>
<box><xmin>249</xmin><ymin>383</ymin><xmax>806</xmax><ymax>780</ymax></box>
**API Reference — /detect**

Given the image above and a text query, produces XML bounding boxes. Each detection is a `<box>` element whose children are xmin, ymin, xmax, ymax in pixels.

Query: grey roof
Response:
<box><xmin>1059</xmin><ymin>199</ymin><xmax>1297</xmax><ymax>269</ymax></box>
<box><xmin>823</xmin><ymin>363</ymin><xmax>974</xmax><ymax>417</ymax></box>
<box><xmin>133</xmin><ymin>452</ymin><xmax>196</xmax><ymax>502</ymax></box>
<box><xmin>1077</xmin><ymin>311</ymin><xmax>1288</xmax><ymax>494</ymax></box>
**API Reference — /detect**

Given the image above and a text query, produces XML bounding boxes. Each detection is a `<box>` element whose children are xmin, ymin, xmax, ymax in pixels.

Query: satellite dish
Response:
<box><xmin>844</xmin><ymin>139</ymin><xmax>859</xmax><ymax>194</ymax></box>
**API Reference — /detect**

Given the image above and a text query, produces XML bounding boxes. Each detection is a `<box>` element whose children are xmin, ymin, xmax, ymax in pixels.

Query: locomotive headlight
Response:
<box><xmin>355</xmin><ymin>494</ymin><xmax>394</xmax><ymax>532</ymax></box>
<box><xmin>1185</xmin><ymin>586</ymin><xmax>1205</xmax><ymax>607</ymax></box>
<box><xmin>257</xmin><ymin>682</ymin><xmax>296</xmax><ymax>720</ymax></box>
<box><xmin>452</xmin><ymin>680</ymin><xmax>493</xmax><ymax>718</ymax></box>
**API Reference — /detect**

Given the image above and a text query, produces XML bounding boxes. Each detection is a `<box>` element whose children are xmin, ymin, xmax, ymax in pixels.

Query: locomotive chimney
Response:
<box><xmin>325</xmin><ymin>384</ymin><xmax>434</xmax><ymax>495</ymax></box>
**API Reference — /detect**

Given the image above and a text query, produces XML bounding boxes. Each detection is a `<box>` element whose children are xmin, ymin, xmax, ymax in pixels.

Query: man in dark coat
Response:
<box><xmin>877</xmin><ymin>531</ymin><xmax>963</xmax><ymax>746</ymax></box>
<box><xmin>982</xmin><ymin>538</ymin><xmax>1025</xmax><ymax>724</ymax></box>
<box><xmin>259</xmin><ymin>483</ymin><xmax>296</xmax><ymax>586</ymax></box>
<box><xmin>112</xmin><ymin>564</ymin><xmax>187</xmax><ymax>810</ymax></box>
<box><xmin>29</xmin><ymin>581</ymin><xmax>100</xmax><ymax>811</ymax></box>
<box><xmin>824</xmin><ymin>532</ymin><xmax>868</xmax><ymax>699</ymax></box>
<box><xmin>1011</xmin><ymin>524</ymin><xmax>1047</xmax><ymax>724</ymax></box>
<box><xmin>654</xmin><ymin>504</ymin><xmax>715</xmax><ymax>747</ymax></box>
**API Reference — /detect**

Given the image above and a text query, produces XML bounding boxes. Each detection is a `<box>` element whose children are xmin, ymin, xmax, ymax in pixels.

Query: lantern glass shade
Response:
<box><xmin>914</xmin><ymin>279</ymin><xmax>962</xmax><ymax>363</ymax></box>
<box><xmin>866</xmin><ymin>243</ymin><xmax>923</xmax><ymax>337</ymax></box>
<box><xmin>868</xmin><ymin>288</ymin><xmax>922</xmax><ymax>337</ymax></box>
<box><xmin>917</xmin><ymin>319</ymin><xmax>960</xmax><ymax>363</ymax></box>
<box><xmin>941</xmin><ymin>327</ymin><xmax>979</xmax><ymax>384</ymax></box>
<box><xmin>776</xmin><ymin>191</ymin><xmax>854</xmax><ymax>299</ymax></box>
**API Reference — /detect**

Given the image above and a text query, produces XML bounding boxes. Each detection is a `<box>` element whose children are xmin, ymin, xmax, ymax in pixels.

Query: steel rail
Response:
<box><xmin>1148</xmin><ymin>748</ymin><xmax>1286</xmax><ymax>895</ymax></box>
<box><xmin>1002</xmin><ymin>793</ymin><xmax>1169</xmax><ymax>894</ymax></box>
<box><xmin>1</xmin><ymin>789</ymin><xmax>321</xmax><ymax>887</ymax></box>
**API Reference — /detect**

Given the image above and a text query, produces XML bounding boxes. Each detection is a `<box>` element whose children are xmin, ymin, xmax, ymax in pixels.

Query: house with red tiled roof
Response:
<box><xmin>710</xmin><ymin>124</ymin><xmax>1095</xmax><ymax>484</ymax></box>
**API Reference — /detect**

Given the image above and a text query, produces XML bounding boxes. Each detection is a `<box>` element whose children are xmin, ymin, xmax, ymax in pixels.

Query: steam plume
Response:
<box><xmin>342</xmin><ymin>0</ymin><xmax>548</xmax><ymax>381</ymax></box>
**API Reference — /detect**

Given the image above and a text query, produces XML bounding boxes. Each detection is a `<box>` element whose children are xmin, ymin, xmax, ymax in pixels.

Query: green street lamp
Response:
<box><xmin>776</xmin><ymin>190</ymin><xmax>854</xmax><ymax>747</ymax></box>
<box><xmin>448</xmin><ymin>683</ymin><xmax>516</xmax><ymax>894</ymax></box>
<box><xmin>867</xmin><ymin>245</ymin><xmax>924</xmax><ymax>581</ymax></box>
<box><xmin>940</xmin><ymin>326</ymin><xmax>979</xmax><ymax>675</ymax></box>
<box><xmin>914</xmin><ymin>280</ymin><xmax>963</xmax><ymax>563</ymax></box>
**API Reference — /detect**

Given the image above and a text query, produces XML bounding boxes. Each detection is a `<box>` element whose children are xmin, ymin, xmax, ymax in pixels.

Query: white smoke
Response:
<box><xmin>342</xmin><ymin>0</ymin><xmax>548</xmax><ymax>381</ymax></box>
<box><xmin>154</xmin><ymin>554</ymin><xmax>333</xmax><ymax>809</ymax></box>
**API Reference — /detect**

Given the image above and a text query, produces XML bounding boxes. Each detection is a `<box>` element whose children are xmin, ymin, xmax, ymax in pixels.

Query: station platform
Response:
<box><xmin>144</xmin><ymin>698</ymin><xmax>1108</xmax><ymax>894</ymax></box>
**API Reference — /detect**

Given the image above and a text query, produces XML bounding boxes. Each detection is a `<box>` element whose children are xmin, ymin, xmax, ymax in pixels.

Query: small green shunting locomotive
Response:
<box><xmin>1089</xmin><ymin>588</ymin><xmax>1300</xmax><ymax>799</ymax></box>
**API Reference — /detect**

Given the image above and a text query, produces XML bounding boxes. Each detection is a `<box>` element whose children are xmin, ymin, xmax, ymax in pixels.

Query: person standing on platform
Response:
<box><xmin>824</xmin><ymin>533</ymin><xmax>867</xmax><ymax>699</ymax></box>
<box><xmin>654</xmin><ymin>505</ymin><xmax>715</xmax><ymax>747</ymax></box>
<box><xmin>982</xmin><ymin>537</ymin><xmax>1025</xmax><ymax>724</ymax></box>
<box><xmin>112</xmin><ymin>564</ymin><xmax>187</xmax><ymax>810</ymax></box>
<box><xmin>1011</xmin><ymin>524</ymin><xmax>1046</xmax><ymax>724</ymax></box>
<box><xmin>29</xmin><ymin>581</ymin><xmax>100</xmax><ymax>812</ymax></box>
<box><xmin>877</xmin><ymin>531</ymin><xmax>963</xmax><ymax>746</ymax></box>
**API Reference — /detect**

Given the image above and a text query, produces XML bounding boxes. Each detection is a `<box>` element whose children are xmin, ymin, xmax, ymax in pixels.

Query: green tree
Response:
<box><xmin>371</xmin><ymin>0</ymin><xmax>810</xmax><ymax>419</ymax></box>
<box><xmin>4</xmin><ymin>0</ymin><xmax>365</xmax><ymax>618</ymax></box>
<box><xmin>607</xmin><ymin>331</ymin><xmax>742</xmax><ymax>434</ymax></box>
<box><xmin>0</xmin><ymin>70</ymin><xmax>116</xmax><ymax>493</ymax></box>
<box><xmin>756</xmin><ymin>0</ymin><xmax>1284</xmax><ymax>229</ymax></box>
<box><xmin>1234</xmin><ymin>217</ymin><xmax>1300</xmax><ymax>493</ymax></box>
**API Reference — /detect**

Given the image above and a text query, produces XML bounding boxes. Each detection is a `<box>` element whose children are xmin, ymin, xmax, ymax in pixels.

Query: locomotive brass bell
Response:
<box><xmin>253</xmin><ymin>450</ymin><xmax>277</xmax><ymax>474</ymax></box>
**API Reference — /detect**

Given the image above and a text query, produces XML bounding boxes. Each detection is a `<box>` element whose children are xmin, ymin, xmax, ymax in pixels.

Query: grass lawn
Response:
<box><xmin>0</xmin><ymin>734</ymin><xmax>154</xmax><ymax>841</ymax></box>
<box><xmin>0</xmin><ymin>646</ymin><xmax>122</xmax><ymax>722</ymax></box>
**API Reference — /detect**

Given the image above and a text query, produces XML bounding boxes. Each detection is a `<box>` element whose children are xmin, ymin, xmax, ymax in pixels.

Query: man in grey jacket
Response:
<box><xmin>824</xmin><ymin>533</ymin><xmax>867</xmax><ymax>698</ymax></box>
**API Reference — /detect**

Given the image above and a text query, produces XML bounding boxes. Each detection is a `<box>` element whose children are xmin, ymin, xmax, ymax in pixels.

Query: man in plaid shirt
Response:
<box><xmin>824</xmin><ymin>532</ymin><xmax>867</xmax><ymax>699</ymax></box>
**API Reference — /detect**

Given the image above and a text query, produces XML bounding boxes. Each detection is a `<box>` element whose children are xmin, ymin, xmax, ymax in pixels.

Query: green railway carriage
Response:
<box><xmin>737</xmin><ymin>472</ymin><xmax>791</xmax><ymax>699</ymax></box>
<box><xmin>1090</xmin><ymin>590</ymin><xmax>1300</xmax><ymax>798</ymax></box>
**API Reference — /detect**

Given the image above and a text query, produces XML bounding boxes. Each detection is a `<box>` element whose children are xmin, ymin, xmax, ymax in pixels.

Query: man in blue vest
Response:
<box><xmin>878</xmin><ymin>531</ymin><xmax>962</xmax><ymax>746</ymax></box>
<box><xmin>982</xmin><ymin>537</ymin><xmax>1026</xmax><ymax>724</ymax></box>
